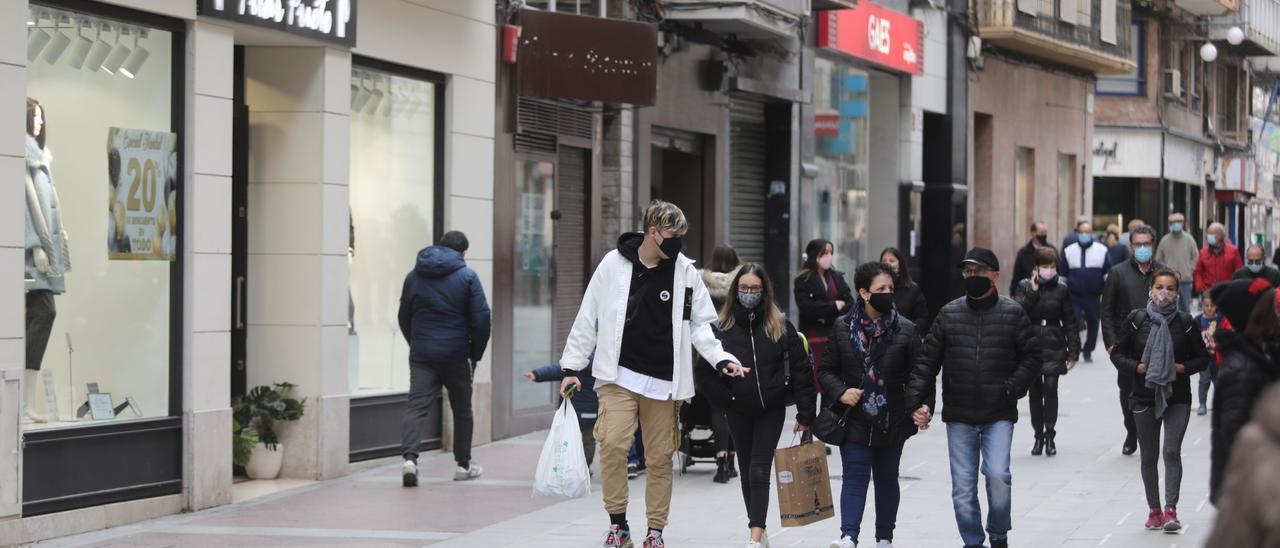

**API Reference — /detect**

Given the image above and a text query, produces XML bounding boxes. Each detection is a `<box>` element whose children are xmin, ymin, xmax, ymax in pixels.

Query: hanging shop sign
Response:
<box><xmin>516</xmin><ymin>9</ymin><xmax>658</xmax><ymax>106</ymax></box>
<box><xmin>198</xmin><ymin>0</ymin><xmax>356</xmax><ymax>47</ymax></box>
<box><xmin>108</xmin><ymin>127</ymin><xmax>178</xmax><ymax>261</ymax></box>
<box><xmin>817</xmin><ymin>2</ymin><xmax>924</xmax><ymax>76</ymax></box>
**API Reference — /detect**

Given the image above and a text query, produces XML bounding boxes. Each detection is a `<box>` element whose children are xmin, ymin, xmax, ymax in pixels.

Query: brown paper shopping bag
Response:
<box><xmin>774</xmin><ymin>439</ymin><xmax>835</xmax><ymax>527</ymax></box>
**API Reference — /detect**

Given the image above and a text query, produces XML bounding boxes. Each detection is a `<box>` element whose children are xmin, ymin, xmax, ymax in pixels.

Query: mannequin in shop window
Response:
<box><xmin>24</xmin><ymin>97</ymin><xmax>71</xmax><ymax>423</ymax></box>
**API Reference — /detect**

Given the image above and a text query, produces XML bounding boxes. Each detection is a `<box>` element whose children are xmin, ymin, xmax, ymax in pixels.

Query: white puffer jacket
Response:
<box><xmin>560</xmin><ymin>250</ymin><xmax>739</xmax><ymax>401</ymax></box>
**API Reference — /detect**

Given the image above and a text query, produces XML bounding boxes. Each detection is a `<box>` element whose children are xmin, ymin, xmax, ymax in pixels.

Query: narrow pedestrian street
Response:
<box><xmin>40</xmin><ymin>349</ymin><xmax>1215</xmax><ymax>548</ymax></box>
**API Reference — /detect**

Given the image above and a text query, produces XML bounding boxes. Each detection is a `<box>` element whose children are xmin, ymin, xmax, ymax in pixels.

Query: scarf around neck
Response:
<box><xmin>1142</xmin><ymin>300</ymin><xmax>1178</xmax><ymax>418</ymax></box>
<box><xmin>850</xmin><ymin>304</ymin><xmax>895</xmax><ymax>427</ymax></box>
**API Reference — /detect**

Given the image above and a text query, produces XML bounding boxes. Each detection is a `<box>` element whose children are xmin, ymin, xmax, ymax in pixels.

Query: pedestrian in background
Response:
<box><xmin>1234</xmin><ymin>244</ymin><xmax>1280</xmax><ymax>287</ymax></box>
<box><xmin>1192</xmin><ymin>294</ymin><xmax>1231</xmax><ymax>416</ymax></box>
<box><xmin>1194</xmin><ymin>222</ymin><xmax>1244</xmax><ymax>298</ymax></box>
<box><xmin>558</xmin><ymin>201</ymin><xmax>744</xmax><ymax>548</ymax></box>
<box><xmin>1014</xmin><ymin>246</ymin><xmax>1079</xmax><ymax>456</ymax></box>
<box><xmin>1111</xmin><ymin>268</ymin><xmax>1209</xmax><ymax>533</ymax></box>
<box><xmin>527</xmin><ymin>359</ymin><xmax>598</xmax><ymax>467</ymax></box>
<box><xmin>1102</xmin><ymin>225</ymin><xmax>1163</xmax><ymax>456</ymax></box>
<box><xmin>1010</xmin><ymin>222</ymin><xmax>1053</xmax><ymax>295</ymax></box>
<box><xmin>1154</xmin><ymin>212</ymin><xmax>1198</xmax><ymax>314</ymax></box>
<box><xmin>1060</xmin><ymin>220</ymin><xmax>1111</xmax><ymax>362</ymax></box>
<box><xmin>696</xmin><ymin>263</ymin><xmax>815</xmax><ymax>548</ymax></box>
<box><xmin>879</xmin><ymin>247</ymin><xmax>930</xmax><ymax>337</ymax></box>
<box><xmin>1106</xmin><ymin>224</ymin><xmax>1130</xmax><ymax>266</ymax></box>
<box><xmin>1208</xmin><ymin>280</ymin><xmax>1279</xmax><ymax>504</ymax></box>
<box><xmin>699</xmin><ymin>244</ymin><xmax>743</xmax><ymax>483</ymax></box>
<box><xmin>1061</xmin><ymin>216</ymin><xmax>1089</xmax><ymax>249</ymax></box>
<box><xmin>795</xmin><ymin>239</ymin><xmax>854</xmax><ymax>391</ymax></box>
<box><xmin>906</xmin><ymin>248</ymin><xmax>1040</xmax><ymax>548</ymax></box>
<box><xmin>822</xmin><ymin>262</ymin><xmax>920</xmax><ymax>548</ymax></box>
<box><xmin>1119</xmin><ymin>218</ymin><xmax>1145</xmax><ymax>249</ymax></box>
<box><xmin>398</xmin><ymin>230</ymin><xmax>492</xmax><ymax>486</ymax></box>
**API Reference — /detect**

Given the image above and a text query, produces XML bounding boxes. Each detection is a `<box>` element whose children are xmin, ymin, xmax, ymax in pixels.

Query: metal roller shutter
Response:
<box><xmin>554</xmin><ymin>147</ymin><xmax>589</xmax><ymax>359</ymax></box>
<box><xmin>729</xmin><ymin>95</ymin><xmax>768</xmax><ymax>263</ymax></box>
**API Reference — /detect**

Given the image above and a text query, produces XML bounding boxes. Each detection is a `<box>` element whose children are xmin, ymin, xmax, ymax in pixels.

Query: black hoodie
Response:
<box><xmin>616</xmin><ymin>233</ymin><xmax>677</xmax><ymax>381</ymax></box>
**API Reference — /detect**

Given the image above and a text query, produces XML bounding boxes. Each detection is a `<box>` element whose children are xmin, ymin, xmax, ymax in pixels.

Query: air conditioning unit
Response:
<box><xmin>1163</xmin><ymin>69</ymin><xmax>1184</xmax><ymax>98</ymax></box>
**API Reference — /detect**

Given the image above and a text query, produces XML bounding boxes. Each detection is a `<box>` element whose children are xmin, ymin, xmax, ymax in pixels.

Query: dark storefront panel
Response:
<box><xmin>350</xmin><ymin>394</ymin><xmax>440</xmax><ymax>462</ymax></box>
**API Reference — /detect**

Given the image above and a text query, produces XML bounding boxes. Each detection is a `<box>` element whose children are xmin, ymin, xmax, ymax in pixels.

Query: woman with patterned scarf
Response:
<box><xmin>1112</xmin><ymin>268</ymin><xmax>1210</xmax><ymax>534</ymax></box>
<box><xmin>819</xmin><ymin>262</ymin><xmax>922</xmax><ymax>548</ymax></box>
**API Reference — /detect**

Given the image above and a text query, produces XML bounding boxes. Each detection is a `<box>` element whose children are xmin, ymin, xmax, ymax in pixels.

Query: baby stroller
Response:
<box><xmin>677</xmin><ymin>393</ymin><xmax>721</xmax><ymax>474</ymax></box>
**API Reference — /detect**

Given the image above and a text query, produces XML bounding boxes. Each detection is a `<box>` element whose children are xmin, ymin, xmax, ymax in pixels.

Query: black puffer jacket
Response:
<box><xmin>1111</xmin><ymin>308</ymin><xmax>1210</xmax><ymax>407</ymax></box>
<box><xmin>818</xmin><ymin>306</ymin><xmax>920</xmax><ymax>447</ymax></box>
<box><xmin>694</xmin><ymin>304</ymin><xmax>817</xmax><ymax>425</ymax></box>
<box><xmin>1014</xmin><ymin>277</ymin><xmax>1081</xmax><ymax>375</ymax></box>
<box><xmin>893</xmin><ymin>282</ymin><xmax>931</xmax><ymax>338</ymax></box>
<box><xmin>905</xmin><ymin>295</ymin><xmax>1041</xmax><ymax>425</ymax></box>
<box><xmin>1210</xmin><ymin>332</ymin><xmax>1279</xmax><ymax>504</ymax></box>
<box><xmin>795</xmin><ymin>270</ymin><xmax>854</xmax><ymax>337</ymax></box>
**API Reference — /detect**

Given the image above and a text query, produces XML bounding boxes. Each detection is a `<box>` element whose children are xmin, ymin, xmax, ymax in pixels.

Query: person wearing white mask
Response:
<box><xmin>1155</xmin><ymin>212</ymin><xmax>1198</xmax><ymax>314</ymax></box>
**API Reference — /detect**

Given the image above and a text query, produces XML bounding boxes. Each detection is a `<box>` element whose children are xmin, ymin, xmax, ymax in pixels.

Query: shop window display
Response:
<box><xmin>803</xmin><ymin>58</ymin><xmax>869</xmax><ymax>273</ymax></box>
<box><xmin>24</xmin><ymin>4</ymin><xmax>176</xmax><ymax>430</ymax></box>
<box><xmin>348</xmin><ymin>65</ymin><xmax>438</xmax><ymax>395</ymax></box>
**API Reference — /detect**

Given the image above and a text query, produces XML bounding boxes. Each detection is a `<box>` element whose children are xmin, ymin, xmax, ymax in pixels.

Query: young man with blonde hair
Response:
<box><xmin>560</xmin><ymin>201</ymin><xmax>745</xmax><ymax>548</ymax></box>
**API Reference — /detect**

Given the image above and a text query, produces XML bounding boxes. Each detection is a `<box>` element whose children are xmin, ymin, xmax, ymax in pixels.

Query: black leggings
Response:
<box><xmin>1029</xmin><ymin>374</ymin><xmax>1060</xmax><ymax>436</ymax></box>
<box><xmin>727</xmin><ymin>407</ymin><xmax>786</xmax><ymax>530</ymax></box>
<box><xmin>710</xmin><ymin>403</ymin><xmax>734</xmax><ymax>454</ymax></box>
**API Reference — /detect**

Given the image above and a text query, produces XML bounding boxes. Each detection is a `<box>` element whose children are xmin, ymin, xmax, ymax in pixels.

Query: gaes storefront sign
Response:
<box><xmin>199</xmin><ymin>0</ymin><xmax>356</xmax><ymax>47</ymax></box>
<box><xmin>817</xmin><ymin>1</ymin><xmax>924</xmax><ymax>76</ymax></box>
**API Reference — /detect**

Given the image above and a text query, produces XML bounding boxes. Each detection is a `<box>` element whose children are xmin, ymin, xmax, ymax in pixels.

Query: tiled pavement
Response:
<box><xmin>41</xmin><ymin>349</ymin><xmax>1216</xmax><ymax>547</ymax></box>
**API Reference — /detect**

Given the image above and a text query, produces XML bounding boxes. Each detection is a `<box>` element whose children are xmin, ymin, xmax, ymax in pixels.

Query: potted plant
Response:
<box><xmin>232</xmin><ymin>382</ymin><xmax>306</xmax><ymax>480</ymax></box>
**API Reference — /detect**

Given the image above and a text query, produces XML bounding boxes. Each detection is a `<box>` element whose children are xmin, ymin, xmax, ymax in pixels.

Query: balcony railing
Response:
<box><xmin>1210</xmin><ymin>0</ymin><xmax>1280</xmax><ymax>56</ymax></box>
<box><xmin>977</xmin><ymin>0</ymin><xmax>1136</xmax><ymax>74</ymax></box>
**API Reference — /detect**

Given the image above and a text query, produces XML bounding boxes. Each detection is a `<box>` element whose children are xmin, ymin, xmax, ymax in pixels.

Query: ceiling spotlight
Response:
<box><xmin>86</xmin><ymin>24</ymin><xmax>113</xmax><ymax>72</ymax></box>
<box><xmin>43</xmin><ymin>20</ymin><xmax>73</xmax><ymax>64</ymax></box>
<box><xmin>351</xmin><ymin>74</ymin><xmax>372</xmax><ymax>113</ymax></box>
<box><xmin>1227</xmin><ymin>26</ymin><xmax>1245</xmax><ymax>46</ymax></box>
<box><xmin>68</xmin><ymin>22</ymin><xmax>93</xmax><ymax>69</ymax></box>
<box><xmin>120</xmin><ymin>30</ymin><xmax>149</xmax><ymax>78</ymax></box>
<box><xmin>1200</xmin><ymin>42</ymin><xmax>1219</xmax><ymax>63</ymax></box>
<box><xmin>101</xmin><ymin>28</ymin><xmax>131</xmax><ymax>74</ymax></box>
<box><xmin>28</xmin><ymin>28</ymin><xmax>52</xmax><ymax>62</ymax></box>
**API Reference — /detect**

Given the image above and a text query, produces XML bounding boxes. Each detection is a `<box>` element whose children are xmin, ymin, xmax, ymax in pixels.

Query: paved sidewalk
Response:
<box><xmin>42</xmin><ymin>350</ymin><xmax>1217</xmax><ymax>547</ymax></box>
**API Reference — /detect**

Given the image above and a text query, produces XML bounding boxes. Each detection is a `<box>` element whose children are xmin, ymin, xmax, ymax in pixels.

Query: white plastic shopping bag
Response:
<box><xmin>533</xmin><ymin>399</ymin><xmax>591</xmax><ymax>498</ymax></box>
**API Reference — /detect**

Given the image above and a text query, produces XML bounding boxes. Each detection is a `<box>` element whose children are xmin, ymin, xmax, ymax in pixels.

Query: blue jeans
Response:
<box><xmin>947</xmin><ymin>421</ymin><xmax>1014</xmax><ymax>548</ymax></box>
<box><xmin>1072</xmin><ymin>293</ymin><xmax>1101</xmax><ymax>354</ymax></box>
<box><xmin>838</xmin><ymin>441</ymin><xmax>905</xmax><ymax>542</ymax></box>
<box><xmin>1178</xmin><ymin>282</ymin><xmax>1193</xmax><ymax>315</ymax></box>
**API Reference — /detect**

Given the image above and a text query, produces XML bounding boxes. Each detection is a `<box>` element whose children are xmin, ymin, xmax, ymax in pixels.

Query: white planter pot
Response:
<box><xmin>245</xmin><ymin>441</ymin><xmax>284</xmax><ymax>480</ymax></box>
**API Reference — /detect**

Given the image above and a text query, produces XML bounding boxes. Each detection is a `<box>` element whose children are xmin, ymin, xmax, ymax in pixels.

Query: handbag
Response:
<box><xmin>812</xmin><ymin>404</ymin><xmax>851</xmax><ymax>445</ymax></box>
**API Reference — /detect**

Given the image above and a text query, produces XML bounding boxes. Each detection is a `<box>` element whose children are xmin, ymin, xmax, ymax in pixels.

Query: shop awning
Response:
<box><xmin>1093</xmin><ymin>127</ymin><xmax>1210</xmax><ymax>186</ymax></box>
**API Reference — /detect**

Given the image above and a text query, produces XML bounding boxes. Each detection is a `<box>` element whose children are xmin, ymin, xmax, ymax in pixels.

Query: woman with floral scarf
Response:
<box><xmin>1112</xmin><ymin>268</ymin><xmax>1210</xmax><ymax>533</ymax></box>
<box><xmin>818</xmin><ymin>263</ymin><xmax>922</xmax><ymax>548</ymax></box>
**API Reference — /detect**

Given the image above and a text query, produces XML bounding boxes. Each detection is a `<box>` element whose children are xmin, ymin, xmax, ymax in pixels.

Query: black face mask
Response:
<box><xmin>655</xmin><ymin>233</ymin><xmax>683</xmax><ymax>259</ymax></box>
<box><xmin>867</xmin><ymin>293</ymin><xmax>895</xmax><ymax>314</ymax></box>
<box><xmin>964</xmin><ymin>276</ymin><xmax>994</xmax><ymax>299</ymax></box>
<box><xmin>1035</xmin><ymin>235</ymin><xmax>1048</xmax><ymax>246</ymax></box>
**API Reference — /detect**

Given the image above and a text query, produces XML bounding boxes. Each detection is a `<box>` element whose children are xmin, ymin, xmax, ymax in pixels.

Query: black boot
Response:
<box><xmin>1045</xmin><ymin>431</ymin><xmax>1057</xmax><ymax>456</ymax></box>
<box><xmin>713</xmin><ymin>456</ymin><xmax>731</xmax><ymax>483</ymax></box>
<box><xmin>727</xmin><ymin>453</ymin><xmax>738</xmax><ymax>479</ymax></box>
<box><xmin>1031</xmin><ymin>435</ymin><xmax>1044</xmax><ymax>456</ymax></box>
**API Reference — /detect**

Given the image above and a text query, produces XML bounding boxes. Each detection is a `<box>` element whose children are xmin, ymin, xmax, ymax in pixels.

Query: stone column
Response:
<box><xmin>0</xmin><ymin>0</ymin><xmax>28</xmax><ymax>523</ymax></box>
<box><xmin>244</xmin><ymin>46</ymin><xmax>351</xmax><ymax>480</ymax></box>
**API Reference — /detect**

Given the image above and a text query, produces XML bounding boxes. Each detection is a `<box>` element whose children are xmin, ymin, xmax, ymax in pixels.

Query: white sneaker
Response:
<box><xmin>829</xmin><ymin>537</ymin><xmax>856</xmax><ymax>548</ymax></box>
<box><xmin>401</xmin><ymin>459</ymin><xmax>418</xmax><ymax>487</ymax></box>
<box><xmin>746</xmin><ymin>534</ymin><xmax>770</xmax><ymax>547</ymax></box>
<box><xmin>454</xmin><ymin>462</ymin><xmax>483</xmax><ymax>481</ymax></box>
<box><xmin>876</xmin><ymin>541</ymin><xmax>893</xmax><ymax>548</ymax></box>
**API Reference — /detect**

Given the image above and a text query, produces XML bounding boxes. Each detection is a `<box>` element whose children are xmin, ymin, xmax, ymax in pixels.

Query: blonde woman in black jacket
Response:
<box><xmin>1013</xmin><ymin>246</ymin><xmax>1080</xmax><ymax>456</ymax></box>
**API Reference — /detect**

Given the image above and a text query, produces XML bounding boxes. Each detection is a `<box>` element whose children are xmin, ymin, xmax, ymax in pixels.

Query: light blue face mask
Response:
<box><xmin>1170</xmin><ymin>223</ymin><xmax>1183</xmax><ymax>233</ymax></box>
<box><xmin>1134</xmin><ymin>246</ymin><xmax>1154</xmax><ymax>263</ymax></box>
<box><xmin>1207</xmin><ymin>234</ymin><xmax>1219</xmax><ymax>246</ymax></box>
<box><xmin>1248</xmin><ymin>262</ymin><xmax>1265</xmax><ymax>274</ymax></box>
<box><xmin>1078</xmin><ymin>233</ymin><xmax>1093</xmax><ymax>246</ymax></box>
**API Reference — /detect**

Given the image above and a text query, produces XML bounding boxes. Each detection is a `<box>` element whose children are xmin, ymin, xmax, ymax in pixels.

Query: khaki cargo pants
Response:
<box><xmin>595</xmin><ymin>384</ymin><xmax>682</xmax><ymax>529</ymax></box>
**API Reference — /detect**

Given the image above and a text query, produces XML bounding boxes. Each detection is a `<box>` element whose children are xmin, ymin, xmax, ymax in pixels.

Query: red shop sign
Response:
<box><xmin>815</xmin><ymin>114</ymin><xmax>841</xmax><ymax>137</ymax></box>
<box><xmin>817</xmin><ymin>2</ymin><xmax>924</xmax><ymax>76</ymax></box>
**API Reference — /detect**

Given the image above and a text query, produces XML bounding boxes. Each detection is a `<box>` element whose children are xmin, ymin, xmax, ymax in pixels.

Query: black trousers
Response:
<box><xmin>402</xmin><ymin>360</ymin><xmax>474</xmax><ymax>466</ymax></box>
<box><xmin>710</xmin><ymin>403</ymin><xmax>734</xmax><ymax>454</ymax></box>
<box><xmin>1029</xmin><ymin>374</ymin><xmax>1060</xmax><ymax>436</ymax></box>
<box><xmin>26</xmin><ymin>290</ymin><xmax>56</xmax><ymax>371</ymax></box>
<box><xmin>727</xmin><ymin>406</ymin><xmax>786</xmax><ymax>530</ymax></box>
<box><xmin>1118</xmin><ymin>376</ymin><xmax>1137</xmax><ymax>442</ymax></box>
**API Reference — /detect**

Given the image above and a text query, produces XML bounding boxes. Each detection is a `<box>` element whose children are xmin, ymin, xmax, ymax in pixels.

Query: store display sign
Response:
<box><xmin>516</xmin><ymin>9</ymin><xmax>658</xmax><ymax>106</ymax></box>
<box><xmin>198</xmin><ymin>0</ymin><xmax>357</xmax><ymax>47</ymax></box>
<box><xmin>108</xmin><ymin>128</ymin><xmax>178</xmax><ymax>261</ymax></box>
<box><xmin>817</xmin><ymin>2</ymin><xmax>924</xmax><ymax>76</ymax></box>
<box><xmin>815</xmin><ymin>114</ymin><xmax>841</xmax><ymax>137</ymax></box>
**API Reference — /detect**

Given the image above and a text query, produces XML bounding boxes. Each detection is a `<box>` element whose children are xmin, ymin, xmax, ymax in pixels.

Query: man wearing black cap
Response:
<box><xmin>906</xmin><ymin>247</ymin><xmax>1041</xmax><ymax>548</ymax></box>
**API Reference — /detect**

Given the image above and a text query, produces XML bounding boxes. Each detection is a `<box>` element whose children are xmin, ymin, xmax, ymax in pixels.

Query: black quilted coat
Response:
<box><xmin>817</xmin><ymin>307</ymin><xmax>921</xmax><ymax>447</ymax></box>
<box><xmin>905</xmin><ymin>295</ymin><xmax>1041</xmax><ymax>425</ymax></box>
<box><xmin>1013</xmin><ymin>278</ymin><xmax>1081</xmax><ymax>375</ymax></box>
<box><xmin>1111</xmin><ymin>308</ymin><xmax>1209</xmax><ymax>407</ymax></box>
<box><xmin>1210</xmin><ymin>332</ymin><xmax>1279</xmax><ymax>504</ymax></box>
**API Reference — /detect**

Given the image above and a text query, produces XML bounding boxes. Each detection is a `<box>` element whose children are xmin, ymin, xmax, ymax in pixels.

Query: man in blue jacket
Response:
<box><xmin>398</xmin><ymin>231</ymin><xmax>491</xmax><ymax>486</ymax></box>
<box><xmin>1059</xmin><ymin>221</ymin><xmax>1111</xmax><ymax>362</ymax></box>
